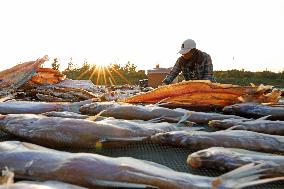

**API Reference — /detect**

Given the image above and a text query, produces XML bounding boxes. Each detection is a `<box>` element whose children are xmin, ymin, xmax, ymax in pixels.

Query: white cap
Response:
<box><xmin>178</xmin><ymin>39</ymin><xmax>196</xmax><ymax>54</ymax></box>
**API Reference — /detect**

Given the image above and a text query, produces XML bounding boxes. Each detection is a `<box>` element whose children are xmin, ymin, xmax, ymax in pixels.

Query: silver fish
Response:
<box><xmin>0</xmin><ymin>99</ymin><xmax>94</xmax><ymax>114</ymax></box>
<box><xmin>0</xmin><ymin>141</ymin><xmax>280</xmax><ymax>189</ymax></box>
<box><xmin>0</xmin><ymin>180</ymin><xmax>86</xmax><ymax>189</ymax></box>
<box><xmin>0</xmin><ymin>114</ymin><xmax>180</xmax><ymax>148</ymax></box>
<box><xmin>151</xmin><ymin>130</ymin><xmax>284</xmax><ymax>152</ymax></box>
<box><xmin>209</xmin><ymin>118</ymin><xmax>284</xmax><ymax>135</ymax></box>
<box><xmin>187</xmin><ymin>147</ymin><xmax>284</xmax><ymax>176</ymax></box>
<box><xmin>223</xmin><ymin>103</ymin><xmax>284</xmax><ymax>120</ymax></box>
<box><xmin>79</xmin><ymin>102</ymin><xmax>244</xmax><ymax>124</ymax></box>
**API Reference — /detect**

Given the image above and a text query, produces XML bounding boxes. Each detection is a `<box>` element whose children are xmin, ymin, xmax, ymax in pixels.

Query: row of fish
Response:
<box><xmin>0</xmin><ymin>141</ymin><xmax>283</xmax><ymax>189</ymax></box>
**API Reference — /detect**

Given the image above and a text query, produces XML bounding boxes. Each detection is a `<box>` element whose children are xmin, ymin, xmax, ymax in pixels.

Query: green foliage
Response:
<box><xmin>51</xmin><ymin>58</ymin><xmax>60</xmax><ymax>70</ymax></box>
<box><xmin>214</xmin><ymin>70</ymin><xmax>284</xmax><ymax>87</ymax></box>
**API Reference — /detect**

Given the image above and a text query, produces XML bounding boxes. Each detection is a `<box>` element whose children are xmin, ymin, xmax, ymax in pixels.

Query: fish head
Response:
<box><xmin>79</xmin><ymin>102</ymin><xmax>114</xmax><ymax>115</ymax></box>
<box><xmin>187</xmin><ymin>147</ymin><xmax>252</xmax><ymax>171</ymax></box>
<box><xmin>208</xmin><ymin>119</ymin><xmax>244</xmax><ymax>129</ymax></box>
<box><xmin>222</xmin><ymin>103</ymin><xmax>257</xmax><ymax>115</ymax></box>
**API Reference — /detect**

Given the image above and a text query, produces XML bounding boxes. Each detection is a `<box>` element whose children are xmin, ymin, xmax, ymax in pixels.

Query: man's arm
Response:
<box><xmin>202</xmin><ymin>54</ymin><xmax>214</xmax><ymax>81</ymax></box>
<box><xmin>162</xmin><ymin>58</ymin><xmax>182</xmax><ymax>85</ymax></box>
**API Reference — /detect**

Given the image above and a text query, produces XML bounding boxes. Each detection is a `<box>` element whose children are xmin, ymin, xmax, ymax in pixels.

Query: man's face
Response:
<box><xmin>182</xmin><ymin>49</ymin><xmax>194</xmax><ymax>60</ymax></box>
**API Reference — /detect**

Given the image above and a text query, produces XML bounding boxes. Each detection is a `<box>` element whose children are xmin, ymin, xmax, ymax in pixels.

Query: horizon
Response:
<box><xmin>0</xmin><ymin>0</ymin><xmax>284</xmax><ymax>73</ymax></box>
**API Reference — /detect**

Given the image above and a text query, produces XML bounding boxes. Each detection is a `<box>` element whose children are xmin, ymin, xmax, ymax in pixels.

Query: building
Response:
<box><xmin>147</xmin><ymin>65</ymin><xmax>178</xmax><ymax>88</ymax></box>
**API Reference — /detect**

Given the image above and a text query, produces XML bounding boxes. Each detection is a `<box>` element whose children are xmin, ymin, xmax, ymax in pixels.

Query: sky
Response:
<box><xmin>0</xmin><ymin>0</ymin><xmax>283</xmax><ymax>72</ymax></box>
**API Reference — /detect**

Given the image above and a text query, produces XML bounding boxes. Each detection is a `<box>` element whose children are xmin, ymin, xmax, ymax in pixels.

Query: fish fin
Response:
<box><xmin>256</xmin><ymin>115</ymin><xmax>271</xmax><ymax>120</ymax></box>
<box><xmin>225</xmin><ymin>125</ymin><xmax>242</xmax><ymax>131</ymax></box>
<box><xmin>0</xmin><ymin>167</ymin><xmax>14</xmax><ymax>185</ymax></box>
<box><xmin>212</xmin><ymin>163</ymin><xmax>284</xmax><ymax>189</ymax></box>
<box><xmin>154</xmin><ymin>97</ymin><xmax>171</xmax><ymax>106</ymax></box>
<box><xmin>94</xmin><ymin>179</ymin><xmax>158</xmax><ymax>188</ymax></box>
<box><xmin>176</xmin><ymin>112</ymin><xmax>193</xmax><ymax>125</ymax></box>
<box><xmin>87</xmin><ymin>110</ymin><xmax>107</xmax><ymax>121</ymax></box>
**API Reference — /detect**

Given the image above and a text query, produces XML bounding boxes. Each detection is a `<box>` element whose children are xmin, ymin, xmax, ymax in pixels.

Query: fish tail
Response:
<box><xmin>212</xmin><ymin>163</ymin><xmax>284</xmax><ymax>189</ymax></box>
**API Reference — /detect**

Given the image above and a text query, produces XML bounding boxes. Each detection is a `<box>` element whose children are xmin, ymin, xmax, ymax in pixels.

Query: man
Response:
<box><xmin>162</xmin><ymin>39</ymin><xmax>214</xmax><ymax>85</ymax></box>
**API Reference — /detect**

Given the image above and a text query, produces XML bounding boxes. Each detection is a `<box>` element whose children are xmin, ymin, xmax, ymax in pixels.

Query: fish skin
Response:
<box><xmin>0</xmin><ymin>99</ymin><xmax>94</xmax><ymax>114</ymax></box>
<box><xmin>151</xmin><ymin>130</ymin><xmax>284</xmax><ymax>152</ymax></box>
<box><xmin>0</xmin><ymin>141</ymin><xmax>278</xmax><ymax>189</ymax></box>
<box><xmin>0</xmin><ymin>114</ymin><xmax>180</xmax><ymax>148</ymax></box>
<box><xmin>123</xmin><ymin>81</ymin><xmax>280</xmax><ymax>109</ymax></box>
<box><xmin>0</xmin><ymin>56</ymin><xmax>48</xmax><ymax>90</ymax></box>
<box><xmin>187</xmin><ymin>147</ymin><xmax>284</xmax><ymax>176</ymax></box>
<box><xmin>0</xmin><ymin>180</ymin><xmax>86</xmax><ymax>189</ymax></box>
<box><xmin>79</xmin><ymin>102</ymin><xmax>245</xmax><ymax>124</ymax></box>
<box><xmin>209</xmin><ymin>118</ymin><xmax>284</xmax><ymax>135</ymax></box>
<box><xmin>223</xmin><ymin>103</ymin><xmax>284</xmax><ymax>120</ymax></box>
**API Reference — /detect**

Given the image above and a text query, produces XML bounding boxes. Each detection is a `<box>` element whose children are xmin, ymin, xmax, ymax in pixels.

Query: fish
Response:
<box><xmin>187</xmin><ymin>147</ymin><xmax>284</xmax><ymax>177</ymax></box>
<box><xmin>223</xmin><ymin>102</ymin><xmax>284</xmax><ymax>120</ymax></box>
<box><xmin>0</xmin><ymin>55</ymin><xmax>48</xmax><ymax>90</ymax></box>
<box><xmin>123</xmin><ymin>80</ymin><xmax>281</xmax><ymax>110</ymax></box>
<box><xmin>0</xmin><ymin>114</ymin><xmax>182</xmax><ymax>148</ymax></box>
<box><xmin>151</xmin><ymin>130</ymin><xmax>284</xmax><ymax>152</ymax></box>
<box><xmin>209</xmin><ymin>117</ymin><xmax>284</xmax><ymax>135</ymax></box>
<box><xmin>1</xmin><ymin>180</ymin><xmax>86</xmax><ymax>189</ymax></box>
<box><xmin>0</xmin><ymin>99</ymin><xmax>94</xmax><ymax>114</ymax></box>
<box><xmin>79</xmin><ymin>102</ymin><xmax>244</xmax><ymax>124</ymax></box>
<box><xmin>42</xmin><ymin>79</ymin><xmax>104</xmax><ymax>93</ymax></box>
<box><xmin>0</xmin><ymin>141</ymin><xmax>282</xmax><ymax>189</ymax></box>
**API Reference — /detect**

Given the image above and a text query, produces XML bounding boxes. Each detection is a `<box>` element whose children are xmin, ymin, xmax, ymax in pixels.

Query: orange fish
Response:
<box><xmin>30</xmin><ymin>68</ymin><xmax>66</xmax><ymax>85</ymax></box>
<box><xmin>124</xmin><ymin>80</ymin><xmax>281</xmax><ymax>110</ymax></box>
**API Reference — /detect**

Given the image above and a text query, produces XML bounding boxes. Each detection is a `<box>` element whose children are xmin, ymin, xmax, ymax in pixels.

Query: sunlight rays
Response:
<box><xmin>76</xmin><ymin>62</ymin><xmax>131</xmax><ymax>86</ymax></box>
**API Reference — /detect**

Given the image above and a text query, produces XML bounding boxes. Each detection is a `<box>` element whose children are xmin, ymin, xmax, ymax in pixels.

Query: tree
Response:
<box><xmin>51</xmin><ymin>58</ymin><xmax>60</xmax><ymax>70</ymax></box>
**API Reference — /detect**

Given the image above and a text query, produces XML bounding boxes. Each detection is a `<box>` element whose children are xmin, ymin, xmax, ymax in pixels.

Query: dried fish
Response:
<box><xmin>0</xmin><ymin>141</ymin><xmax>281</xmax><ymax>189</ymax></box>
<box><xmin>0</xmin><ymin>56</ymin><xmax>48</xmax><ymax>90</ymax></box>
<box><xmin>79</xmin><ymin>102</ymin><xmax>244</xmax><ymax>124</ymax></box>
<box><xmin>29</xmin><ymin>68</ymin><xmax>66</xmax><ymax>85</ymax></box>
<box><xmin>0</xmin><ymin>114</ymin><xmax>181</xmax><ymax>148</ymax></box>
<box><xmin>0</xmin><ymin>99</ymin><xmax>94</xmax><ymax>114</ymax></box>
<box><xmin>209</xmin><ymin>117</ymin><xmax>284</xmax><ymax>135</ymax></box>
<box><xmin>151</xmin><ymin>130</ymin><xmax>284</xmax><ymax>152</ymax></box>
<box><xmin>223</xmin><ymin>103</ymin><xmax>284</xmax><ymax>120</ymax></box>
<box><xmin>0</xmin><ymin>181</ymin><xmax>86</xmax><ymax>189</ymax></box>
<box><xmin>187</xmin><ymin>147</ymin><xmax>284</xmax><ymax>177</ymax></box>
<box><xmin>124</xmin><ymin>80</ymin><xmax>281</xmax><ymax>110</ymax></box>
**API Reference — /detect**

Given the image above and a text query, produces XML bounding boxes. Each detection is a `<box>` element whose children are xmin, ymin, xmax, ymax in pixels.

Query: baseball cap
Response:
<box><xmin>178</xmin><ymin>39</ymin><xmax>196</xmax><ymax>54</ymax></box>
